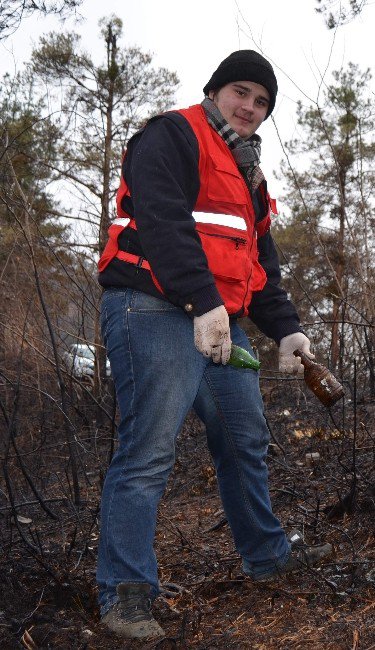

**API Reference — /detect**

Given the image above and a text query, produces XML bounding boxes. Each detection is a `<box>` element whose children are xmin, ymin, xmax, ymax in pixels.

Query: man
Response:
<box><xmin>97</xmin><ymin>50</ymin><xmax>332</xmax><ymax>640</ymax></box>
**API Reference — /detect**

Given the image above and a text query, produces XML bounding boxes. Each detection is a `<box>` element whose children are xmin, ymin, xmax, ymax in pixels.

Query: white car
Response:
<box><xmin>63</xmin><ymin>343</ymin><xmax>111</xmax><ymax>379</ymax></box>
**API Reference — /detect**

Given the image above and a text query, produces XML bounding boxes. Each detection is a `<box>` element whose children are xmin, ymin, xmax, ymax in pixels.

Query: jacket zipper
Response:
<box><xmin>196</xmin><ymin>230</ymin><xmax>247</xmax><ymax>250</ymax></box>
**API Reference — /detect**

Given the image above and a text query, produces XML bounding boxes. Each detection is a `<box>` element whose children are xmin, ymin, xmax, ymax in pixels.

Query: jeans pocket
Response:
<box><xmin>100</xmin><ymin>289</ymin><xmax>129</xmax><ymax>343</ymax></box>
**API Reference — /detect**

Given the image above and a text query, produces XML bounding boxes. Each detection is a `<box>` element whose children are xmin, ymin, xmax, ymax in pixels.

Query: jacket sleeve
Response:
<box><xmin>126</xmin><ymin>114</ymin><xmax>223</xmax><ymax>316</ymax></box>
<box><xmin>248</xmin><ymin>230</ymin><xmax>302</xmax><ymax>344</ymax></box>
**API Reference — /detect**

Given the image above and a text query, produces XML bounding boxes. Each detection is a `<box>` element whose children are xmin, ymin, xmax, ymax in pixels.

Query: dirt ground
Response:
<box><xmin>1</xmin><ymin>383</ymin><xmax>374</xmax><ymax>649</ymax></box>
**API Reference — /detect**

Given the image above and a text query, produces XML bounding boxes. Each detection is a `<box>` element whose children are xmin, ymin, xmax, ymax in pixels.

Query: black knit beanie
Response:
<box><xmin>203</xmin><ymin>50</ymin><xmax>278</xmax><ymax>119</ymax></box>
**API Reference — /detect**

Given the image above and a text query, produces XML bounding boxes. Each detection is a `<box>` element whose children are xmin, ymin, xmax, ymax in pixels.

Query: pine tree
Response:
<box><xmin>31</xmin><ymin>16</ymin><xmax>179</xmax><ymax>256</ymax></box>
<box><xmin>30</xmin><ymin>15</ymin><xmax>179</xmax><ymax>397</ymax></box>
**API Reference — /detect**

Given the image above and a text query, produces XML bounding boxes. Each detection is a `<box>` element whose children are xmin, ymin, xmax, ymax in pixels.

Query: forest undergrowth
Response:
<box><xmin>0</xmin><ymin>377</ymin><xmax>374</xmax><ymax>649</ymax></box>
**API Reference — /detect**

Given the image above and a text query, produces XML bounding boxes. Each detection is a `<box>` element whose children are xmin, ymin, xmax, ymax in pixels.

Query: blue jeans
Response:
<box><xmin>97</xmin><ymin>289</ymin><xmax>290</xmax><ymax>614</ymax></box>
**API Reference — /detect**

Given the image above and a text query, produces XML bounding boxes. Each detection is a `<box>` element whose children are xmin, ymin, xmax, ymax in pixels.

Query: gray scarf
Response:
<box><xmin>201</xmin><ymin>97</ymin><xmax>265</xmax><ymax>194</ymax></box>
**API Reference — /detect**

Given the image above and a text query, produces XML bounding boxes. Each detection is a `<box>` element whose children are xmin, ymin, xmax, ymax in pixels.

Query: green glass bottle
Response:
<box><xmin>228</xmin><ymin>344</ymin><xmax>261</xmax><ymax>371</ymax></box>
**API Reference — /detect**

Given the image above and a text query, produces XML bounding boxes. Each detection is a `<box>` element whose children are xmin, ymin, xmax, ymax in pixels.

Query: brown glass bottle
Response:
<box><xmin>294</xmin><ymin>349</ymin><xmax>345</xmax><ymax>407</ymax></box>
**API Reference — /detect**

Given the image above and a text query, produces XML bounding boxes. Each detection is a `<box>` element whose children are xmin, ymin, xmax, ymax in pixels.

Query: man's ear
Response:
<box><xmin>208</xmin><ymin>90</ymin><xmax>215</xmax><ymax>100</ymax></box>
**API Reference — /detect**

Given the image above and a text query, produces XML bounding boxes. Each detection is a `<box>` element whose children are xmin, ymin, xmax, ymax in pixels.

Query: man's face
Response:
<box><xmin>209</xmin><ymin>81</ymin><xmax>270</xmax><ymax>139</ymax></box>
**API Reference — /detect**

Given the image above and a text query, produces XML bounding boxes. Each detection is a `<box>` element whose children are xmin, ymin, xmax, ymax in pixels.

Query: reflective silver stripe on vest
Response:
<box><xmin>193</xmin><ymin>212</ymin><xmax>247</xmax><ymax>231</ymax></box>
<box><xmin>112</xmin><ymin>217</ymin><xmax>130</xmax><ymax>228</ymax></box>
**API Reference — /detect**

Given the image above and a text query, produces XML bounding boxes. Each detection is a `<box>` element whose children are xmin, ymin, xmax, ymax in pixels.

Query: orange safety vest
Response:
<box><xmin>98</xmin><ymin>105</ymin><xmax>277</xmax><ymax>316</ymax></box>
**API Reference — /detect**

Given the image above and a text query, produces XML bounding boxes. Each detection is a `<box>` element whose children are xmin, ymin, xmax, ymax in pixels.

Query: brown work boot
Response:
<box><xmin>101</xmin><ymin>583</ymin><xmax>165</xmax><ymax>639</ymax></box>
<box><xmin>252</xmin><ymin>538</ymin><xmax>333</xmax><ymax>584</ymax></box>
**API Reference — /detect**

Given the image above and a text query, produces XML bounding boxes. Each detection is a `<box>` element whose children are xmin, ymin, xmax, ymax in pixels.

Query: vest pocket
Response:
<box><xmin>196</xmin><ymin>225</ymin><xmax>251</xmax><ymax>312</ymax></box>
<box><xmin>202</xmin><ymin>233</ymin><xmax>247</xmax><ymax>277</ymax></box>
<box><xmin>207</xmin><ymin>158</ymin><xmax>248</xmax><ymax>205</ymax></box>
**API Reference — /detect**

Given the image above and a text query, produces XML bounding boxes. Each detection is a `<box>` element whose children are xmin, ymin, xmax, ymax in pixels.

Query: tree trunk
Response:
<box><xmin>94</xmin><ymin>25</ymin><xmax>117</xmax><ymax>414</ymax></box>
<box><xmin>331</xmin><ymin>185</ymin><xmax>345</xmax><ymax>371</ymax></box>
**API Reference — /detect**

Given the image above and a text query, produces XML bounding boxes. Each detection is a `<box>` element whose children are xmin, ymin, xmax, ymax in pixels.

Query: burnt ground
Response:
<box><xmin>0</xmin><ymin>379</ymin><xmax>374</xmax><ymax>649</ymax></box>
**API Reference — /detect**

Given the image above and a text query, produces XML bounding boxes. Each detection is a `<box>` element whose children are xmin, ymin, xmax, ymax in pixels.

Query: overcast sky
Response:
<box><xmin>2</xmin><ymin>0</ymin><xmax>374</xmax><ymax>199</ymax></box>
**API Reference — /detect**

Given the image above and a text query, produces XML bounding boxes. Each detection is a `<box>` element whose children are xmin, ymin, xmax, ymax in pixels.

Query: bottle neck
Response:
<box><xmin>293</xmin><ymin>349</ymin><xmax>315</xmax><ymax>369</ymax></box>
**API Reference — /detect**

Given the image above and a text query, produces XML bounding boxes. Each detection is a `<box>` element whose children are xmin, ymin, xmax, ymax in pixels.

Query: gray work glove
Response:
<box><xmin>194</xmin><ymin>305</ymin><xmax>231</xmax><ymax>364</ymax></box>
<box><xmin>279</xmin><ymin>332</ymin><xmax>314</xmax><ymax>374</ymax></box>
